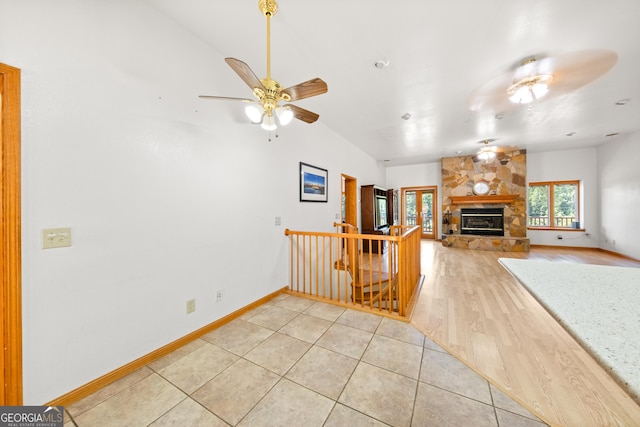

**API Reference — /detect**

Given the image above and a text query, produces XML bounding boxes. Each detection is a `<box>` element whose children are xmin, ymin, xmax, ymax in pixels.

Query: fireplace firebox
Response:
<box><xmin>460</xmin><ymin>208</ymin><xmax>504</xmax><ymax>236</ymax></box>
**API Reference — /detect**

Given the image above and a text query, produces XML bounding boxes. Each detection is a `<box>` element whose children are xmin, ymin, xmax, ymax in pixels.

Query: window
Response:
<box><xmin>528</xmin><ymin>181</ymin><xmax>581</xmax><ymax>228</ymax></box>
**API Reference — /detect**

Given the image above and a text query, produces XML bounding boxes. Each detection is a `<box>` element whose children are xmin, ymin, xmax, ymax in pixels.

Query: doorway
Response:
<box><xmin>1</xmin><ymin>62</ymin><xmax>22</xmax><ymax>405</ymax></box>
<box><xmin>341</xmin><ymin>174</ymin><xmax>357</xmax><ymax>229</ymax></box>
<box><xmin>402</xmin><ymin>186</ymin><xmax>438</xmax><ymax>239</ymax></box>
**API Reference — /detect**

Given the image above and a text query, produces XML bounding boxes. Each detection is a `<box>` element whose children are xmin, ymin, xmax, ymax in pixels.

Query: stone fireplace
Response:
<box><xmin>440</xmin><ymin>150</ymin><xmax>530</xmax><ymax>252</ymax></box>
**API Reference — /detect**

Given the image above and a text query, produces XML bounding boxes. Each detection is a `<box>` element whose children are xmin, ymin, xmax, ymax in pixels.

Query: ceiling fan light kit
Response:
<box><xmin>199</xmin><ymin>0</ymin><xmax>327</xmax><ymax>136</ymax></box>
<box><xmin>507</xmin><ymin>73</ymin><xmax>553</xmax><ymax>104</ymax></box>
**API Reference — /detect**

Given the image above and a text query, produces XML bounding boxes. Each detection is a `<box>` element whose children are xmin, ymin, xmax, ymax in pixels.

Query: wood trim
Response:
<box><xmin>283</xmin><ymin>290</ymin><xmax>410</xmax><ymax>322</ymax></box>
<box><xmin>0</xmin><ymin>62</ymin><xmax>22</xmax><ymax>406</ymax></box>
<box><xmin>400</xmin><ymin>186</ymin><xmax>439</xmax><ymax>238</ymax></box>
<box><xmin>527</xmin><ymin>227</ymin><xmax>585</xmax><ymax>231</ymax></box>
<box><xmin>596</xmin><ymin>248</ymin><xmax>640</xmax><ymax>262</ymax></box>
<box><xmin>449</xmin><ymin>194</ymin><xmax>518</xmax><ymax>204</ymax></box>
<box><xmin>46</xmin><ymin>287</ymin><xmax>289</xmax><ymax>407</ymax></box>
<box><xmin>530</xmin><ymin>245</ymin><xmax>640</xmax><ymax>263</ymax></box>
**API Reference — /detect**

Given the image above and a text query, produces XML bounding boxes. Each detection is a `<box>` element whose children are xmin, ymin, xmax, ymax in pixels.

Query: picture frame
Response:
<box><xmin>299</xmin><ymin>162</ymin><xmax>328</xmax><ymax>202</ymax></box>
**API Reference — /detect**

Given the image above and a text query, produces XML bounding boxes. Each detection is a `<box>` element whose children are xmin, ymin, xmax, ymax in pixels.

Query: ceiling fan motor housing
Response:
<box><xmin>259</xmin><ymin>0</ymin><xmax>278</xmax><ymax>16</ymax></box>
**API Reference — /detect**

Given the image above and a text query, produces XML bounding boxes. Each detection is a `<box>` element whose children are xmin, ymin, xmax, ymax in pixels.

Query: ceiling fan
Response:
<box><xmin>475</xmin><ymin>139</ymin><xmax>519</xmax><ymax>160</ymax></box>
<box><xmin>468</xmin><ymin>49</ymin><xmax>618</xmax><ymax>112</ymax></box>
<box><xmin>199</xmin><ymin>0</ymin><xmax>328</xmax><ymax>134</ymax></box>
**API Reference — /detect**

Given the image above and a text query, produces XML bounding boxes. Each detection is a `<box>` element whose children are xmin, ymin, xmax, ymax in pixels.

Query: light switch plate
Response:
<box><xmin>42</xmin><ymin>227</ymin><xmax>72</xmax><ymax>249</ymax></box>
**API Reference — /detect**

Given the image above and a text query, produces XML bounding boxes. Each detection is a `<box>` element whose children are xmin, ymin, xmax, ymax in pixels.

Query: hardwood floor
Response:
<box><xmin>410</xmin><ymin>241</ymin><xmax>640</xmax><ymax>427</ymax></box>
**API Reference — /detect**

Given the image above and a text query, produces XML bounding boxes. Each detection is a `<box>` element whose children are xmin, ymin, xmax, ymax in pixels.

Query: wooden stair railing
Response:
<box><xmin>284</xmin><ymin>224</ymin><xmax>422</xmax><ymax>318</ymax></box>
<box><xmin>334</xmin><ymin>222</ymin><xmax>397</xmax><ymax>309</ymax></box>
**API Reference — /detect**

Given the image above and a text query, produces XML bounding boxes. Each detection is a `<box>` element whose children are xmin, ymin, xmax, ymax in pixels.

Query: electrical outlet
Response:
<box><xmin>275</xmin><ymin>216</ymin><xmax>281</xmax><ymax>226</ymax></box>
<box><xmin>186</xmin><ymin>299</ymin><xmax>196</xmax><ymax>314</ymax></box>
<box><xmin>216</xmin><ymin>290</ymin><xmax>223</xmax><ymax>302</ymax></box>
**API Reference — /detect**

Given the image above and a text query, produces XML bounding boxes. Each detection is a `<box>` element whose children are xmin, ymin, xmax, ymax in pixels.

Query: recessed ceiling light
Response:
<box><xmin>401</xmin><ymin>112</ymin><xmax>412</xmax><ymax>120</ymax></box>
<box><xmin>615</xmin><ymin>98</ymin><xmax>630</xmax><ymax>106</ymax></box>
<box><xmin>565</xmin><ymin>131</ymin><xmax>576</xmax><ymax>136</ymax></box>
<box><xmin>374</xmin><ymin>59</ymin><xmax>389</xmax><ymax>69</ymax></box>
<box><xmin>495</xmin><ymin>113</ymin><xmax>505</xmax><ymax>120</ymax></box>
<box><xmin>456</xmin><ymin>150</ymin><xmax>463</xmax><ymax>154</ymax></box>
<box><xmin>605</xmin><ymin>133</ymin><xmax>619</xmax><ymax>137</ymax></box>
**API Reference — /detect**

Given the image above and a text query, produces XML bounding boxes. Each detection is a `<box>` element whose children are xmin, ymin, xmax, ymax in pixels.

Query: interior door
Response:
<box><xmin>403</xmin><ymin>187</ymin><xmax>437</xmax><ymax>239</ymax></box>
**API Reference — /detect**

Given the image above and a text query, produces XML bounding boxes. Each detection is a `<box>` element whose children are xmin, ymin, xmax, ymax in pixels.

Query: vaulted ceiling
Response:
<box><xmin>146</xmin><ymin>0</ymin><xmax>640</xmax><ymax>166</ymax></box>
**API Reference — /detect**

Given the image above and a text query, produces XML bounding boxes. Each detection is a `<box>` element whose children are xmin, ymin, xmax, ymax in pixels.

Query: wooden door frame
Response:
<box><xmin>1</xmin><ymin>62</ymin><xmax>22</xmax><ymax>405</ymax></box>
<box><xmin>401</xmin><ymin>186</ymin><xmax>438</xmax><ymax>239</ymax></box>
<box><xmin>341</xmin><ymin>174</ymin><xmax>357</xmax><ymax>229</ymax></box>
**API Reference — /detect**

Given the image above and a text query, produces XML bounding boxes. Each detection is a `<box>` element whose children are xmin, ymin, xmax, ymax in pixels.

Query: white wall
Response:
<box><xmin>0</xmin><ymin>0</ymin><xmax>383</xmax><ymax>404</ymax></box>
<box><xmin>597</xmin><ymin>132</ymin><xmax>640</xmax><ymax>260</ymax></box>
<box><xmin>526</xmin><ymin>148</ymin><xmax>598</xmax><ymax>248</ymax></box>
<box><xmin>386</xmin><ymin>162</ymin><xmax>442</xmax><ymax>190</ymax></box>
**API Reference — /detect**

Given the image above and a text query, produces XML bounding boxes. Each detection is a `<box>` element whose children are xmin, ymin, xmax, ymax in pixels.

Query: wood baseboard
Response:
<box><xmin>530</xmin><ymin>244</ymin><xmax>640</xmax><ymax>262</ymax></box>
<box><xmin>46</xmin><ymin>287</ymin><xmax>288</xmax><ymax>407</ymax></box>
<box><xmin>596</xmin><ymin>248</ymin><xmax>640</xmax><ymax>262</ymax></box>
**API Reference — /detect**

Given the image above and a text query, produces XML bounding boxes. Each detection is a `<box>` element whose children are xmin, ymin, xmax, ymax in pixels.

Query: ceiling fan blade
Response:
<box><xmin>287</xmin><ymin>104</ymin><xmax>320</xmax><ymax>123</ymax></box>
<box><xmin>198</xmin><ymin>95</ymin><xmax>256</xmax><ymax>103</ymax></box>
<box><xmin>225</xmin><ymin>57</ymin><xmax>265</xmax><ymax>91</ymax></box>
<box><xmin>282</xmin><ymin>78</ymin><xmax>328</xmax><ymax>101</ymax></box>
<box><xmin>538</xmin><ymin>50</ymin><xmax>617</xmax><ymax>95</ymax></box>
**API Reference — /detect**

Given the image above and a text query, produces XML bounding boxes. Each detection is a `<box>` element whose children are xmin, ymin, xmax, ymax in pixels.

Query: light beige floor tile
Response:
<box><xmin>278</xmin><ymin>313</ymin><xmax>332</xmax><ymax>343</ymax></box>
<box><xmin>379</xmin><ymin>317</ymin><xmax>425</xmax><ymax>346</ymax></box>
<box><xmin>412</xmin><ymin>382</ymin><xmax>498</xmax><ymax>427</ymax></box>
<box><xmin>324</xmin><ymin>403</ymin><xmax>387</xmax><ymax>426</ymax></box>
<box><xmin>269</xmin><ymin>293</ymin><xmax>289</xmax><ymax>304</ymax></box>
<box><xmin>238</xmin><ymin>378</ymin><xmax>334</xmax><ymax>426</ymax></box>
<box><xmin>419</xmin><ymin>348</ymin><xmax>492</xmax><ymax>404</ymax></box>
<box><xmin>244</xmin><ymin>332</ymin><xmax>311</xmax><ymax>375</ymax></box>
<box><xmin>208</xmin><ymin>320</ymin><xmax>274</xmax><ymax>356</ymax></box>
<box><xmin>247</xmin><ymin>305</ymin><xmax>299</xmax><ymax>330</ymax></box>
<box><xmin>285</xmin><ymin>346</ymin><xmax>358</xmax><ymax>399</ymax></box>
<box><xmin>496</xmin><ymin>409</ymin><xmax>549</xmax><ymax>427</ymax></box>
<box><xmin>339</xmin><ymin>362</ymin><xmax>417</xmax><ymax>427</ymax></box>
<box><xmin>200</xmin><ymin>319</ymin><xmax>244</xmax><ymax>342</ymax></box>
<box><xmin>237</xmin><ymin>304</ymin><xmax>269</xmax><ymax>320</ymax></box>
<box><xmin>63</xmin><ymin>411</ymin><xmax>75</xmax><ymax>427</ymax></box>
<box><xmin>336</xmin><ymin>309</ymin><xmax>382</xmax><ymax>332</ymax></box>
<box><xmin>148</xmin><ymin>339</ymin><xmax>208</xmax><ymax>372</ymax></box>
<box><xmin>304</xmin><ymin>300</ymin><xmax>347</xmax><ymax>321</ymax></box>
<box><xmin>73</xmin><ymin>374</ymin><xmax>185</xmax><ymax>427</ymax></box>
<box><xmin>149</xmin><ymin>398</ymin><xmax>228</xmax><ymax>426</ymax></box>
<box><xmin>423</xmin><ymin>337</ymin><xmax>448</xmax><ymax>353</ymax></box>
<box><xmin>316</xmin><ymin>323</ymin><xmax>373</xmax><ymax>359</ymax></box>
<box><xmin>192</xmin><ymin>359</ymin><xmax>280</xmax><ymax>426</ymax></box>
<box><xmin>362</xmin><ymin>334</ymin><xmax>423</xmax><ymax>379</ymax></box>
<box><xmin>67</xmin><ymin>367</ymin><xmax>154</xmax><ymax>416</ymax></box>
<box><xmin>273</xmin><ymin>294</ymin><xmax>315</xmax><ymax>312</ymax></box>
<box><xmin>490</xmin><ymin>383</ymin><xmax>543</xmax><ymax>421</ymax></box>
<box><xmin>158</xmin><ymin>343</ymin><xmax>238</xmax><ymax>394</ymax></box>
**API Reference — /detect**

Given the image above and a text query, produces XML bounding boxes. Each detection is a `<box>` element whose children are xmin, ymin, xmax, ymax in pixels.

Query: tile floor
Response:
<box><xmin>64</xmin><ymin>294</ymin><xmax>548</xmax><ymax>426</ymax></box>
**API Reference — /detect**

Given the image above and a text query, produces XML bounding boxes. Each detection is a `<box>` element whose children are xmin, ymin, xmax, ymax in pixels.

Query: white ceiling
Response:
<box><xmin>146</xmin><ymin>0</ymin><xmax>640</xmax><ymax>166</ymax></box>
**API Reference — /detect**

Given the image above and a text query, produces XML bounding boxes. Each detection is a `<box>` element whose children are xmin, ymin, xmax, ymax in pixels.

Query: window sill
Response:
<box><xmin>527</xmin><ymin>227</ymin><xmax>586</xmax><ymax>232</ymax></box>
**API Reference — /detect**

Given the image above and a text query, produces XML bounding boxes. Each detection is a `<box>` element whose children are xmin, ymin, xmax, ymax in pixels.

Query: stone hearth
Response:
<box><xmin>442</xmin><ymin>234</ymin><xmax>530</xmax><ymax>252</ymax></box>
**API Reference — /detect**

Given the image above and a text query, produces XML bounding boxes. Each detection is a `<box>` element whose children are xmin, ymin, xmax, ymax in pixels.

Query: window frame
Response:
<box><xmin>527</xmin><ymin>180</ymin><xmax>583</xmax><ymax>230</ymax></box>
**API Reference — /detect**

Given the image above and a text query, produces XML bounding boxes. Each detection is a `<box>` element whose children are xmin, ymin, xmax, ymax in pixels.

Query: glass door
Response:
<box><xmin>403</xmin><ymin>187</ymin><xmax>436</xmax><ymax>239</ymax></box>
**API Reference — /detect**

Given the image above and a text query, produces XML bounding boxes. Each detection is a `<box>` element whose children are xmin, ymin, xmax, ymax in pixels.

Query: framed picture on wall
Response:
<box><xmin>299</xmin><ymin>162</ymin><xmax>328</xmax><ymax>202</ymax></box>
